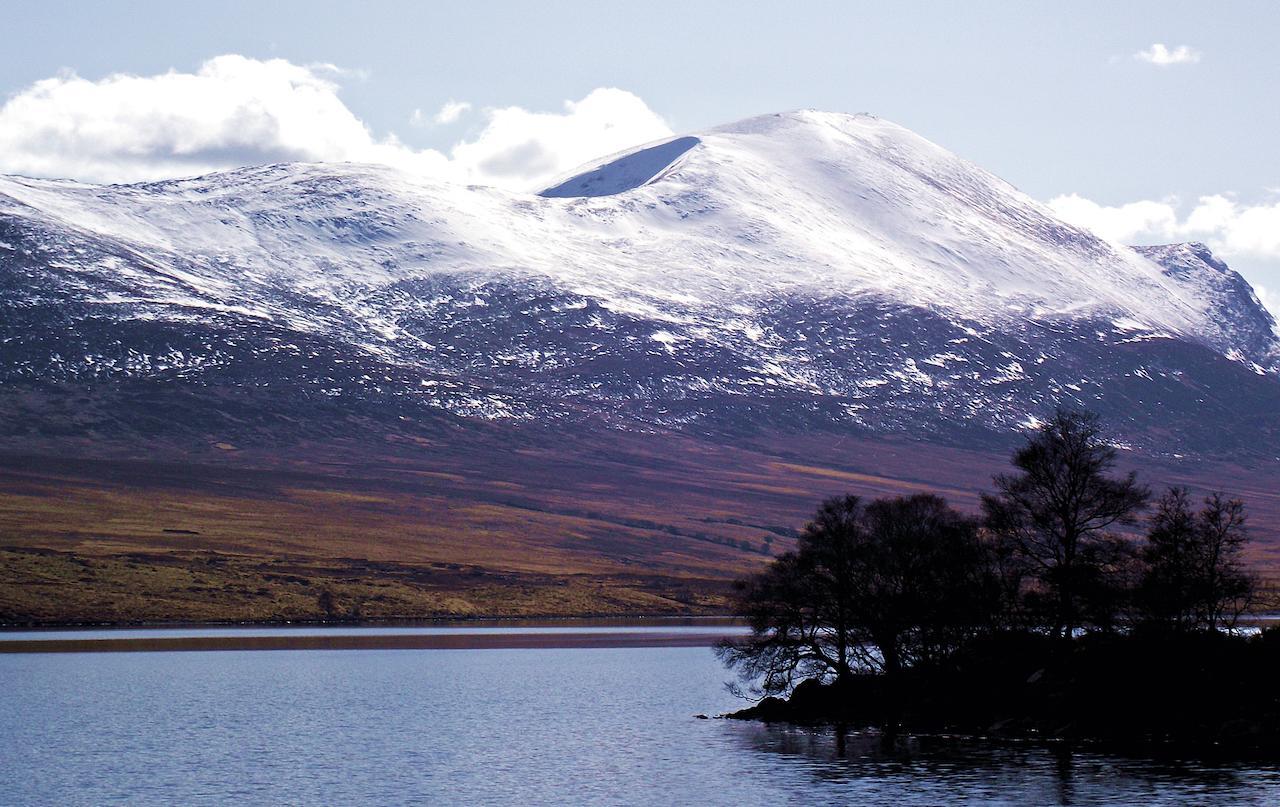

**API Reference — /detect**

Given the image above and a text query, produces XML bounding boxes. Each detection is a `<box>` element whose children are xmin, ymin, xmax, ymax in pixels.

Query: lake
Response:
<box><xmin>3</xmin><ymin>625</ymin><xmax>1279</xmax><ymax>805</ymax></box>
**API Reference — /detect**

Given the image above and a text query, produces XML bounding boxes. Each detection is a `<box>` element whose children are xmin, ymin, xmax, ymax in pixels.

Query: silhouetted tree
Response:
<box><xmin>981</xmin><ymin>408</ymin><xmax>1148</xmax><ymax>636</ymax></box>
<box><xmin>859</xmin><ymin>495</ymin><xmax>1000</xmax><ymax>673</ymax></box>
<box><xmin>718</xmin><ymin>494</ymin><xmax>997</xmax><ymax>697</ymax></box>
<box><xmin>717</xmin><ymin>550</ymin><xmax>831</xmax><ymax>697</ymax></box>
<box><xmin>1141</xmin><ymin>487</ymin><xmax>1255</xmax><ymax>632</ymax></box>
<box><xmin>1141</xmin><ymin>488</ymin><xmax>1203</xmax><ymax>630</ymax></box>
<box><xmin>1072</xmin><ymin>534</ymin><xmax>1140</xmax><ymax>633</ymax></box>
<box><xmin>1199</xmin><ymin>493</ymin><xmax>1255</xmax><ymax>630</ymax></box>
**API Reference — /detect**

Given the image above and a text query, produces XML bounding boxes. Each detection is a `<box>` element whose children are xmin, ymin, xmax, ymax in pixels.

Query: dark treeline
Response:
<box><xmin>719</xmin><ymin>409</ymin><xmax>1278</xmax><ymax>753</ymax></box>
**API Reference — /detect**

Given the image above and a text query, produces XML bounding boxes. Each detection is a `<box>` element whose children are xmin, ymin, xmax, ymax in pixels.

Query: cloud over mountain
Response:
<box><xmin>1049</xmin><ymin>193</ymin><xmax>1280</xmax><ymax>261</ymax></box>
<box><xmin>0</xmin><ymin>55</ymin><xmax>671</xmax><ymax>190</ymax></box>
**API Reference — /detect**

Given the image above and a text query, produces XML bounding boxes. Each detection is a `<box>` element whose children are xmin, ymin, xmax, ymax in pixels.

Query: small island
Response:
<box><xmin>718</xmin><ymin>409</ymin><xmax>1280</xmax><ymax>756</ymax></box>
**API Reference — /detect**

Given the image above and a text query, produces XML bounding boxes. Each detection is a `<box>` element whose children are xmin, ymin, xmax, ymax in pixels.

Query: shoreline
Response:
<box><xmin>723</xmin><ymin>630</ymin><xmax>1280</xmax><ymax>758</ymax></box>
<box><xmin>0</xmin><ymin>613</ymin><xmax>742</xmax><ymax>632</ymax></box>
<box><xmin>0</xmin><ymin>628</ymin><xmax>742</xmax><ymax>653</ymax></box>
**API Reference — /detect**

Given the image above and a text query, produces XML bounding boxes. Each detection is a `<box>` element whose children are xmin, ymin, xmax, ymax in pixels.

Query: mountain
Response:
<box><xmin>2</xmin><ymin>110</ymin><xmax>1276</xmax><ymax>458</ymax></box>
<box><xmin>3</xmin><ymin>111</ymin><xmax>1280</xmax><ymax>622</ymax></box>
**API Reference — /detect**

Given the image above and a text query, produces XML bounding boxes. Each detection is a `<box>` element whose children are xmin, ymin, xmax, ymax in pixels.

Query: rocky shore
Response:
<box><xmin>727</xmin><ymin>630</ymin><xmax>1280</xmax><ymax>757</ymax></box>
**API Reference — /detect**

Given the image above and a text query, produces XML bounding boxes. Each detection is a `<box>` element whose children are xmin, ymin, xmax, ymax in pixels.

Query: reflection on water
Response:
<box><xmin>728</xmin><ymin>721</ymin><xmax>1280</xmax><ymax>805</ymax></box>
<box><xmin>2</xmin><ymin>639</ymin><xmax>1278</xmax><ymax>805</ymax></box>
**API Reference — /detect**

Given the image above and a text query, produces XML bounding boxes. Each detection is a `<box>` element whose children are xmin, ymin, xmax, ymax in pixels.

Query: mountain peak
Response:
<box><xmin>540</xmin><ymin>110</ymin><xmax>918</xmax><ymax>199</ymax></box>
<box><xmin>4</xmin><ymin>109</ymin><xmax>1266</xmax><ymax>360</ymax></box>
<box><xmin>707</xmin><ymin>108</ymin><xmax>880</xmax><ymax>133</ymax></box>
<box><xmin>536</xmin><ymin>111</ymin><xmax>1241</xmax><ymax>349</ymax></box>
<box><xmin>3</xmin><ymin>109</ymin><xmax>1279</xmax><ymax>457</ymax></box>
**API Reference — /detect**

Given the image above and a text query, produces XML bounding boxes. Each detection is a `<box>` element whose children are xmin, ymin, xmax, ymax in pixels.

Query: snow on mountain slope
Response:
<box><xmin>1134</xmin><ymin>242</ymin><xmax>1279</xmax><ymax>370</ymax></box>
<box><xmin>539</xmin><ymin>112</ymin><xmax>1217</xmax><ymax>337</ymax></box>
<box><xmin>0</xmin><ymin>111</ymin><xmax>1258</xmax><ymax>347</ymax></box>
<box><xmin>1</xmin><ymin>110</ymin><xmax>1278</xmax><ymax>454</ymax></box>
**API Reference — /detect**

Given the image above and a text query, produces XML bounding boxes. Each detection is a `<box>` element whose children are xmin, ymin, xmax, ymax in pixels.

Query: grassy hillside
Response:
<box><xmin>3</xmin><ymin>428</ymin><xmax>1277</xmax><ymax>625</ymax></box>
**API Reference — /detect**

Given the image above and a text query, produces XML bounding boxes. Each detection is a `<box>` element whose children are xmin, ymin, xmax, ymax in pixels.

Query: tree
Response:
<box><xmin>1141</xmin><ymin>488</ymin><xmax>1255</xmax><ymax>632</ymax></box>
<box><xmin>1140</xmin><ymin>488</ymin><xmax>1204</xmax><ymax>631</ymax></box>
<box><xmin>858</xmin><ymin>495</ymin><xmax>1000</xmax><ymax>673</ymax></box>
<box><xmin>718</xmin><ymin>493</ymin><xmax>997</xmax><ymax>697</ymax></box>
<box><xmin>981</xmin><ymin>408</ymin><xmax>1148</xmax><ymax>636</ymax></box>
<box><xmin>717</xmin><ymin>550</ymin><xmax>836</xmax><ymax>697</ymax></box>
<box><xmin>1198</xmin><ymin>493</ymin><xmax>1254</xmax><ymax>631</ymax></box>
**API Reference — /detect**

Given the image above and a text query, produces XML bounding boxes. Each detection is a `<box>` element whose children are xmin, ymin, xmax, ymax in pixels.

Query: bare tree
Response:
<box><xmin>1141</xmin><ymin>488</ymin><xmax>1255</xmax><ymax>632</ymax></box>
<box><xmin>981</xmin><ymin>408</ymin><xmax>1148</xmax><ymax>637</ymax></box>
<box><xmin>718</xmin><ymin>494</ymin><xmax>997</xmax><ymax>697</ymax></box>
<box><xmin>1141</xmin><ymin>487</ymin><xmax>1206</xmax><ymax>631</ymax></box>
<box><xmin>1198</xmin><ymin>493</ymin><xmax>1254</xmax><ymax>631</ymax></box>
<box><xmin>858</xmin><ymin>495</ymin><xmax>999</xmax><ymax>674</ymax></box>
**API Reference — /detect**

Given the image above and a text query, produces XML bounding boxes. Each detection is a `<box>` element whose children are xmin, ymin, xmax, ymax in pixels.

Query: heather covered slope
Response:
<box><xmin>4</xmin><ymin>427</ymin><xmax>1280</xmax><ymax>625</ymax></box>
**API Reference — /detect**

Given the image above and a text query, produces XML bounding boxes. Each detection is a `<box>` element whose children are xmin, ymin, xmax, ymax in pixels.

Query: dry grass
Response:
<box><xmin>2</xmin><ymin>427</ymin><xmax>1278</xmax><ymax>625</ymax></box>
<box><xmin>0</xmin><ymin>548</ymin><xmax>729</xmax><ymax>625</ymax></box>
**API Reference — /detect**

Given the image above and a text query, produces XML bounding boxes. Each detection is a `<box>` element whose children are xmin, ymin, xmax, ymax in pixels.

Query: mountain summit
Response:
<box><xmin>1</xmin><ymin>111</ymin><xmax>1277</xmax><ymax>455</ymax></box>
<box><xmin>544</xmin><ymin>111</ymin><xmax>1273</xmax><ymax>357</ymax></box>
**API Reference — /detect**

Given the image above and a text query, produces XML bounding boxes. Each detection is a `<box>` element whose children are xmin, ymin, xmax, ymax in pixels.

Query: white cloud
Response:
<box><xmin>433</xmin><ymin>100</ymin><xmax>472</xmax><ymax>125</ymax></box>
<box><xmin>1048</xmin><ymin>193</ymin><xmax>1180</xmax><ymax>244</ymax></box>
<box><xmin>1133</xmin><ymin>43</ymin><xmax>1202</xmax><ymax>66</ymax></box>
<box><xmin>409</xmin><ymin>100</ymin><xmax>472</xmax><ymax>127</ymax></box>
<box><xmin>0</xmin><ymin>55</ymin><xmax>671</xmax><ymax>190</ymax></box>
<box><xmin>1049</xmin><ymin>193</ymin><xmax>1280</xmax><ymax>262</ymax></box>
<box><xmin>450</xmin><ymin>88</ymin><xmax>672</xmax><ymax>185</ymax></box>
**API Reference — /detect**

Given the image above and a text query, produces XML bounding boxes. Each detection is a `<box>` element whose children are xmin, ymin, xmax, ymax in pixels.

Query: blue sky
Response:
<box><xmin>3</xmin><ymin>0</ymin><xmax>1278</xmax><ymax>306</ymax></box>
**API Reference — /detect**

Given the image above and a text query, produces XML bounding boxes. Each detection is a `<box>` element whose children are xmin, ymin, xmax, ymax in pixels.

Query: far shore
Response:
<box><xmin>0</xmin><ymin>613</ymin><xmax>741</xmax><ymax>632</ymax></box>
<box><xmin>0</xmin><ymin>618</ymin><xmax>747</xmax><ymax>653</ymax></box>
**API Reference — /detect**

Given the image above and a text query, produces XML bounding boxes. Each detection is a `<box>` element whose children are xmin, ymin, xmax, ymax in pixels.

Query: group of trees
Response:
<box><xmin>719</xmin><ymin>409</ymin><xmax>1260</xmax><ymax>697</ymax></box>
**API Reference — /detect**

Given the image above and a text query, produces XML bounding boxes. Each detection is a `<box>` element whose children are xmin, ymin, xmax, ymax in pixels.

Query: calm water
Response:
<box><xmin>3</xmin><ymin>634</ymin><xmax>1279</xmax><ymax>805</ymax></box>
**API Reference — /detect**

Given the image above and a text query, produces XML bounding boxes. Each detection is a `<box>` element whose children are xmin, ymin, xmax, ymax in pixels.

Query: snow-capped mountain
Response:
<box><xmin>2</xmin><ymin>111</ymin><xmax>1277</xmax><ymax>456</ymax></box>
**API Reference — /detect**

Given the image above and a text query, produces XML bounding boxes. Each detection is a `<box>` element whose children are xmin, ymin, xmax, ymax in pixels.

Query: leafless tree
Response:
<box><xmin>1143</xmin><ymin>488</ymin><xmax>1255</xmax><ymax>632</ymax></box>
<box><xmin>718</xmin><ymin>494</ymin><xmax>997</xmax><ymax>697</ymax></box>
<box><xmin>981</xmin><ymin>408</ymin><xmax>1149</xmax><ymax>637</ymax></box>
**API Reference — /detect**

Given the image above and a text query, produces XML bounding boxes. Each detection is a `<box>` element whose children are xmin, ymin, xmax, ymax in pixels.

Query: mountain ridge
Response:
<box><xmin>1</xmin><ymin>110</ymin><xmax>1278</xmax><ymax>458</ymax></box>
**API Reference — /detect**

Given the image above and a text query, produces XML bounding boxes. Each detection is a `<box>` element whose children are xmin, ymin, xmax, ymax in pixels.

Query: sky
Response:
<box><xmin>2</xmin><ymin>0</ymin><xmax>1278</xmax><ymax>310</ymax></box>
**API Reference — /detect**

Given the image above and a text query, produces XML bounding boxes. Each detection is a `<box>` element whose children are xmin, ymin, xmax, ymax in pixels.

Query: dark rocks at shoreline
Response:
<box><xmin>726</xmin><ymin>630</ymin><xmax>1280</xmax><ymax>757</ymax></box>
